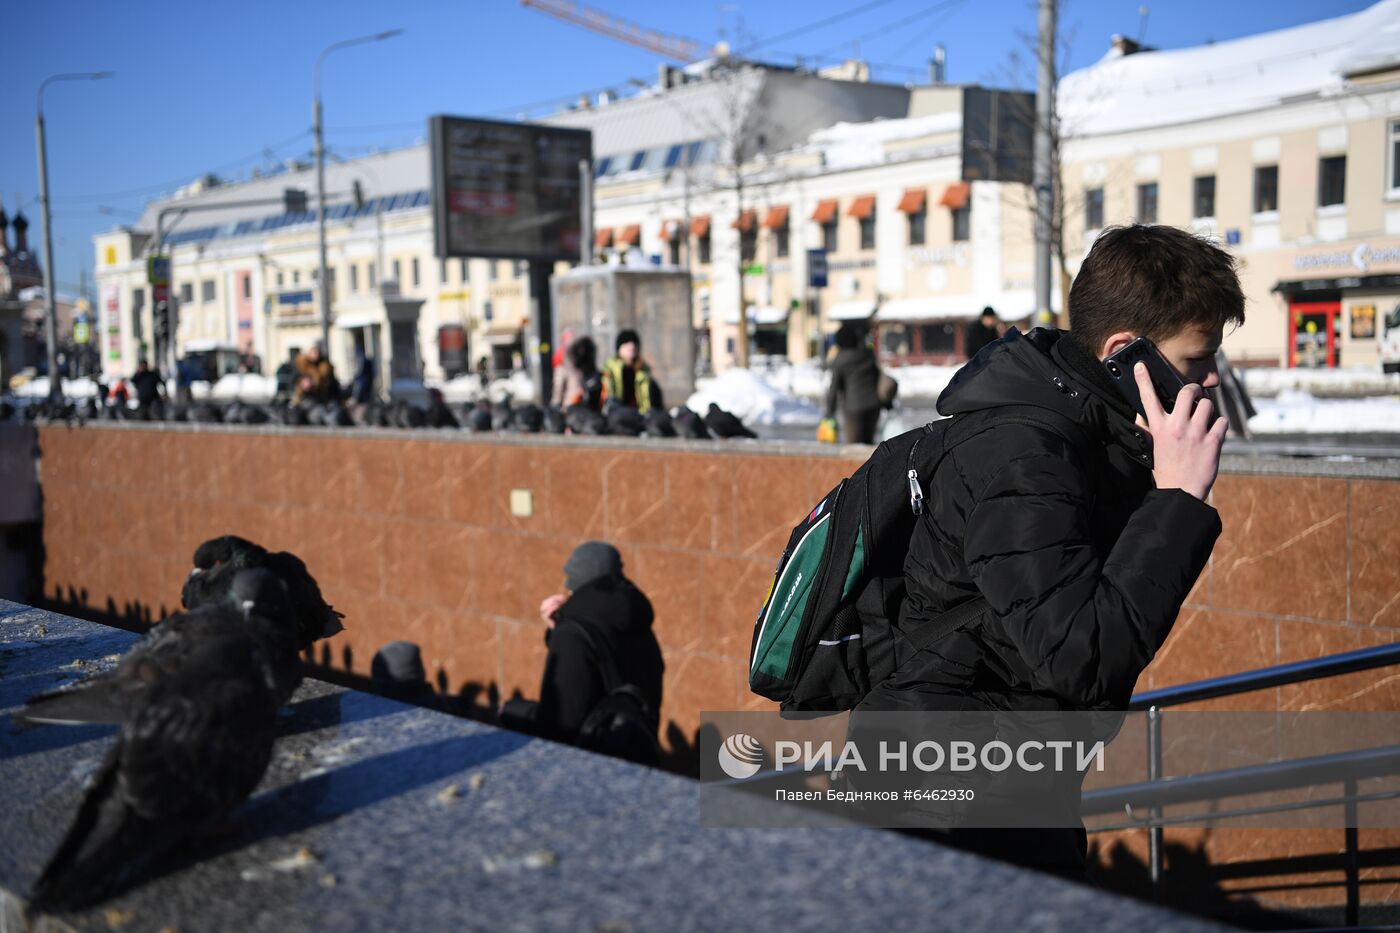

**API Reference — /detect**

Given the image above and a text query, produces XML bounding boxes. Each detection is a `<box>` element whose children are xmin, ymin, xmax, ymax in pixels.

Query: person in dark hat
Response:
<box><xmin>499</xmin><ymin>541</ymin><xmax>664</xmax><ymax>751</ymax></box>
<box><xmin>601</xmin><ymin>330</ymin><xmax>660</xmax><ymax>414</ymax></box>
<box><xmin>965</xmin><ymin>306</ymin><xmax>1002</xmax><ymax>359</ymax></box>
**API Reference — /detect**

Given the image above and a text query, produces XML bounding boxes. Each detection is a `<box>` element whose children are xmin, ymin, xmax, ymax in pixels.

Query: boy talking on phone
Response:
<box><xmin>858</xmin><ymin>224</ymin><xmax>1244</xmax><ymax>874</ymax></box>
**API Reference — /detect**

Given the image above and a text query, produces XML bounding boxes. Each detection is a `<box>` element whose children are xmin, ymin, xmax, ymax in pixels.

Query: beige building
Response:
<box><xmin>1057</xmin><ymin>0</ymin><xmax>1400</xmax><ymax>369</ymax></box>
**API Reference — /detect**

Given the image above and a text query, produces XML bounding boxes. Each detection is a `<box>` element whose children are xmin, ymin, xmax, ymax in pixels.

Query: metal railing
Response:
<box><xmin>1099</xmin><ymin>642</ymin><xmax>1400</xmax><ymax>925</ymax></box>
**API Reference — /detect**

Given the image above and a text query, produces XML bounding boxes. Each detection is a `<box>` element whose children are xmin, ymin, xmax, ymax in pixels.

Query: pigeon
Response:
<box><xmin>604</xmin><ymin>401</ymin><xmax>646</xmax><ymax>437</ymax></box>
<box><xmin>670</xmin><ymin>405</ymin><xmax>711</xmax><ymax>440</ymax></box>
<box><xmin>425</xmin><ymin>390</ymin><xmax>459</xmax><ymax>429</ymax></box>
<box><xmin>491</xmin><ymin>398</ymin><xmax>515</xmax><ymax>431</ymax></box>
<box><xmin>465</xmin><ymin>400</ymin><xmax>493</xmax><ymax>432</ymax></box>
<box><xmin>179</xmin><ymin>535</ymin><xmax>344</xmax><ymax>700</ymax></box>
<box><xmin>704</xmin><ymin>403</ymin><xmax>757</xmax><ymax>439</ymax></box>
<box><xmin>542</xmin><ymin>405</ymin><xmax>567</xmax><ymax>434</ymax></box>
<box><xmin>24</xmin><ymin>570</ymin><xmax>297</xmax><ymax>911</ymax></box>
<box><xmin>643</xmin><ymin>408</ymin><xmax>677</xmax><ymax>438</ymax></box>
<box><xmin>512</xmin><ymin>403</ymin><xmax>544</xmax><ymax>433</ymax></box>
<box><xmin>389</xmin><ymin>401</ymin><xmax>426</xmax><ymax>429</ymax></box>
<box><xmin>285</xmin><ymin>405</ymin><xmax>310</xmax><ymax>427</ymax></box>
<box><xmin>326</xmin><ymin>402</ymin><xmax>355</xmax><ymax>427</ymax></box>
<box><xmin>190</xmin><ymin>403</ymin><xmax>223</xmax><ymax>424</ymax></box>
<box><xmin>565</xmin><ymin>403</ymin><xmax>610</xmax><ymax>435</ymax></box>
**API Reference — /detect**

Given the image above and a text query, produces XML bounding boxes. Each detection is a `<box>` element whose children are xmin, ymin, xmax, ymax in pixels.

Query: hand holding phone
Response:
<box><xmin>1103</xmin><ymin>337</ymin><xmax>1186</xmax><ymax>419</ymax></box>
<box><xmin>1133</xmin><ymin>362</ymin><xmax>1228</xmax><ymax>501</ymax></box>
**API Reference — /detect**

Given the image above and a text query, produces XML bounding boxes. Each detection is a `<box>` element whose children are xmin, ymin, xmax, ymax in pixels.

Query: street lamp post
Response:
<box><xmin>36</xmin><ymin>71</ymin><xmax>113</xmax><ymax>402</ymax></box>
<box><xmin>314</xmin><ymin>29</ymin><xmax>402</xmax><ymax>361</ymax></box>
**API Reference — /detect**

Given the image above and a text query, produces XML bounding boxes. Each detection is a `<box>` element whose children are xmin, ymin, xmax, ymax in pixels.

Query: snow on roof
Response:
<box><xmin>806</xmin><ymin>111</ymin><xmax>963</xmax><ymax>170</ymax></box>
<box><xmin>1058</xmin><ymin>0</ymin><xmax>1400</xmax><ymax>137</ymax></box>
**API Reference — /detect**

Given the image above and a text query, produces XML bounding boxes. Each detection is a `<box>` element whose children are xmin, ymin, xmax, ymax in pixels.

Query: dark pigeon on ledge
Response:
<box><xmin>703</xmin><ymin>403</ymin><xmax>757</xmax><ymax>439</ymax></box>
<box><xmin>644</xmin><ymin>408</ymin><xmax>677</xmax><ymax>438</ymax></box>
<box><xmin>669</xmin><ymin>406</ymin><xmax>711</xmax><ymax>440</ymax></box>
<box><xmin>543</xmin><ymin>405</ymin><xmax>567</xmax><ymax>434</ymax></box>
<box><xmin>565</xmin><ymin>403</ymin><xmax>609</xmax><ymax>436</ymax></box>
<box><xmin>513</xmin><ymin>403</ymin><xmax>544</xmax><ymax>433</ymax></box>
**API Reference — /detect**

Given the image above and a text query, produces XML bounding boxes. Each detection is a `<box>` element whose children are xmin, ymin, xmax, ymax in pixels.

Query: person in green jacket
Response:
<box><xmin>602</xmin><ymin>329</ymin><xmax>660</xmax><ymax>414</ymax></box>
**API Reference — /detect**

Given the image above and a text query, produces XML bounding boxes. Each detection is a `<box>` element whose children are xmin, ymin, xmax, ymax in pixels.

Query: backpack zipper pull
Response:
<box><xmin>907</xmin><ymin>469</ymin><xmax>924</xmax><ymax>515</ymax></box>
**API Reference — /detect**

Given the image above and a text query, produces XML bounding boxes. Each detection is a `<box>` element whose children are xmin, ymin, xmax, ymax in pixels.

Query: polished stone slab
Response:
<box><xmin>0</xmin><ymin>601</ymin><xmax>1225</xmax><ymax>932</ymax></box>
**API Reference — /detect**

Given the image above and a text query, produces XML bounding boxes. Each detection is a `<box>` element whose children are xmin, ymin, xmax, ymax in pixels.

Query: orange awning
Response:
<box><xmin>848</xmin><ymin>195</ymin><xmax>876</xmax><ymax>219</ymax></box>
<box><xmin>763</xmin><ymin>205</ymin><xmax>789</xmax><ymax>229</ymax></box>
<box><xmin>939</xmin><ymin>182</ymin><xmax>970</xmax><ymax>210</ymax></box>
<box><xmin>595</xmin><ymin>227</ymin><xmax>613</xmax><ymax>248</ymax></box>
<box><xmin>616</xmin><ymin>224</ymin><xmax>641</xmax><ymax>246</ymax></box>
<box><xmin>897</xmin><ymin>188</ymin><xmax>927</xmax><ymax>214</ymax></box>
<box><xmin>811</xmin><ymin>199</ymin><xmax>838</xmax><ymax>224</ymax></box>
<box><xmin>732</xmin><ymin>209</ymin><xmax>757</xmax><ymax>232</ymax></box>
<box><xmin>690</xmin><ymin>215</ymin><xmax>711</xmax><ymax>237</ymax></box>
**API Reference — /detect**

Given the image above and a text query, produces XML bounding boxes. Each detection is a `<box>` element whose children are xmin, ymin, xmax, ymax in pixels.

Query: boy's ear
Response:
<box><xmin>1099</xmin><ymin>331</ymin><xmax>1137</xmax><ymax>361</ymax></box>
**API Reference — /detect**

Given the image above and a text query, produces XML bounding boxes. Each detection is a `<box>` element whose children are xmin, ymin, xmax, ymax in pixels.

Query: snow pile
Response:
<box><xmin>1242</xmin><ymin>367</ymin><xmax>1400</xmax><ymax>399</ymax></box>
<box><xmin>1248</xmin><ymin>390</ymin><xmax>1400</xmax><ymax>434</ymax></box>
<box><xmin>756</xmin><ymin>359</ymin><xmax>828</xmax><ymax>398</ymax></box>
<box><xmin>687</xmin><ymin>369</ymin><xmax>822</xmax><ymax>426</ymax></box>
<box><xmin>13</xmin><ymin>377</ymin><xmax>102</xmax><ymax>398</ymax></box>
<box><xmin>1059</xmin><ymin>0</ymin><xmax>1400</xmax><ymax>137</ymax></box>
<box><xmin>806</xmin><ymin>112</ymin><xmax>962</xmax><ymax>170</ymax></box>
<box><xmin>202</xmin><ymin>373</ymin><xmax>276</xmax><ymax>401</ymax></box>
<box><xmin>880</xmin><ymin>364</ymin><xmax>961</xmax><ymax>400</ymax></box>
<box><xmin>435</xmin><ymin>374</ymin><xmax>485</xmax><ymax>403</ymax></box>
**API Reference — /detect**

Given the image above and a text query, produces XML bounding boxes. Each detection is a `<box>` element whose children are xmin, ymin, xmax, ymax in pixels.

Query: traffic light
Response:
<box><xmin>154</xmin><ymin>300</ymin><xmax>170</xmax><ymax>343</ymax></box>
<box><xmin>284</xmin><ymin>187</ymin><xmax>309</xmax><ymax>214</ymax></box>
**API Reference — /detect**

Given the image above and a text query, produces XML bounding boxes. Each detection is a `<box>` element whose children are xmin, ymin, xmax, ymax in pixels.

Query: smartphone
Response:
<box><xmin>1103</xmin><ymin>336</ymin><xmax>1187</xmax><ymax>418</ymax></box>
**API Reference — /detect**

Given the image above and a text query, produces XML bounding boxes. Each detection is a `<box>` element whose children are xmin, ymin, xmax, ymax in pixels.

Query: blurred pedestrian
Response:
<box><xmin>293</xmin><ymin>342</ymin><xmax>339</xmax><ymax>405</ymax></box>
<box><xmin>965</xmin><ymin>306</ymin><xmax>1001</xmax><ymax>359</ymax></box>
<box><xmin>602</xmin><ymin>329</ymin><xmax>659</xmax><ymax>414</ymax></box>
<box><xmin>824</xmin><ymin>323</ymin><xmax>881</xmax><ymax>444</ymax></box>
<box><xmin>551</xmin><ymin>335</ymin><xmax>603</xmax><ymax>411</ymax></box>
<box><xmin>129</xmin><ymin>359</ymin><xmax>165</xmax><ymax>421</ymax></box>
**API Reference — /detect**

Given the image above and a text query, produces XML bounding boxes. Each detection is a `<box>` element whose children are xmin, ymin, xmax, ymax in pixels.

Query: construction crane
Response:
<box><xmin>521</xmin><ymin>0</ymin><xmax>704</xmax><ymax>63</ymax></box>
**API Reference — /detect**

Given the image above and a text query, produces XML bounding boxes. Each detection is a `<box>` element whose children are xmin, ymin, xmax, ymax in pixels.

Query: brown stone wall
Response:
<box><xmin>34</xmin><ymin>424</ymin><xmax>1400</xmax><ymax>919</ymax></box>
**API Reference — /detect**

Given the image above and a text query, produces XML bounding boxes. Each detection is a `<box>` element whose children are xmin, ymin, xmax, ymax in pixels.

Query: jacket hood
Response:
<box><xmin>558</xmin><ymin>575</ymin><xmax>655</xmax><ymax>635</ymax></box>
<box><xmin>937</xmin><ymin>328</ymin><xmax>1152</xmax><ymax>462</ymax></box>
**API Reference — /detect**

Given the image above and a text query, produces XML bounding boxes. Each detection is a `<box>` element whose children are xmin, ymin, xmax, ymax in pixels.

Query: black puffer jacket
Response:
<box><xmin>860</xmin><ymin>327</ymin><xmax>1221</xmax><ymax>714</ymax></box>
<box><xmin>532</xmin><ymin>576</ymin><xmax>665</xmax><ymax>743</ymax></box>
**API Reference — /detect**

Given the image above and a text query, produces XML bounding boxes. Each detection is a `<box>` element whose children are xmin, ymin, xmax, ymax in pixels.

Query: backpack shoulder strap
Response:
<box><xmin>566</xmin><ymin>618</ymin><xmax>623</xmax><ymax>693</ymax></box>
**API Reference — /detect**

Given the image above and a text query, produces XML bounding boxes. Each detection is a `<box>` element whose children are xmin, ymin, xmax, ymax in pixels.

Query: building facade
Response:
<box><xmin>1057</xmin><ymin>0</ymin><xmax>1400</xmax><ymax>368</ymax></box>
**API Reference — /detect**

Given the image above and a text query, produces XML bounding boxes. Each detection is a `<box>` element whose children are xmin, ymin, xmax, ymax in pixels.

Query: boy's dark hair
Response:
<box><xmin>1068</xmin><ymin>224</ymin><xmax>1245</xmax><ymax>356</ymax></box>
<box><xmin>567</xmin><ymin>335</ymin><xmax>597</xmax><ymax>372</ymax></box>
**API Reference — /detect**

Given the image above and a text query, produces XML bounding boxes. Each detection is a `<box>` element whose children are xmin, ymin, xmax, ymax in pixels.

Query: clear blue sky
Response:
<box><xmin>4</xmin><ymin>0</ymin><xmax>1374</xmax><ymax>296</ymax></box>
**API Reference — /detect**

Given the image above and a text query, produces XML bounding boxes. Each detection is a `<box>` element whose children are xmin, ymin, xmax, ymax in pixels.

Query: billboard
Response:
<box><xmin>430</xmin><ymin>115</ymin><xmax>591</xmax><ymax>262</ymax></box>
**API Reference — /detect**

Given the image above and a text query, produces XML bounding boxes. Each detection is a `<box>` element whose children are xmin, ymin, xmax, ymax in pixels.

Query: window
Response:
<box><xmin>180</xmin><ymin>282</ymin><xmax>194</xmax><ymax>303</ymax></box>
<box><xmin>392</xmin><ymin>259</ymin><xmax>401</xmax><ymax>284</ymax></box>
<box><xmin>292</xmin><ymin>270</ymin><xmax>301</xmax><ymax>285</ymax></box>
<box><xmin>241</xmin><ymin>276</ymin><xmax>251</xmax><ymax>300</ymax></box>
<box><xmin>629</xmin><ymin>151</ymin><xmax>646</xmax><ymax>172</ymax></box>
<box><xmin>908</xmin><ymin>209</ymin><xmax>926</xmax><ymax>246</ymax></box>
<box><xmin>859</xmin><ymin>211</ymin><xmax>876</xmax><ymax>251</ymax></box>
<box><xmin>483</xmin><ymin>300</ymin><xmax>493</xmax><ymax>323</ymax></box>
<box><xmin>740</xmin><ymin>227</ymin><xmax>757</xmax><ymax>263</ymax></box>
<box><xmin>489</xmin><ymin>261</ymin><xmax>499</xmax><ymax>281</ymax></box>
<box><xmin>1136</xmin><ymin>182</ymin><xmax>1158</xmax><ymax>223</ymax></box>
<box><xmin>132</xmin><ymin>288</ymin><xmax>145</xmax><ymax>313</ymax></box>
<box><xmin>411</xmin><ymin>257</ymin><xmax>420</xmax><ymax>288</ymax></box>
<box><xmin>1254</xmin><ymin>165</ymin><xmax>1279</xmax><ymax>214</ymax></box>
<box><xmin>668</xmin><ymin>238</ymin><xmax>681</xmax><ymax>266</ymax></box>
<box><xmin>822</xmin><ymin>220</ymin><xmax>837</xmax><ymax>253</ymax></box>
<box><xmin>367</xmin><ymin>262</ymin><xmax>376</xmax><ymax>289</ymax></box>
<box><xmin>1193</xmin><ymin>175</ymin><xmax>1216</xmax><ymax>218</ymax></box>
<box><xmin>1390</xmin><ymin>120</ymin><xmax>1400</xmax><ymax>193</ymax></box>
<box><xmin>594</xmin><ymin>157</ymin><xmax>612</xmax><ymax>177</ymax></box>
<box><xmin>918</xmin><ymin>323</ymin><xmax>957</xmax><ymax>355</ymax></box>
<box><xmin>1085</xmin><ymin>188</ymin><xmax>1104</xmax><ymax>231</ymax></box>
<box><xmin>459</xmin><ymin>259</ymin><xmax>469</xmax><ymax>283</ymax></box>
<box><xmin>951</xmin><ymin>204</ymin><xmax>970</xmax><ymax>242</ymax></box>
<box><xmin>775</xmin><ymin>225</ymin><xmax>789</xmax><ymax>258</ymax></box>
<box><xmin>698</xmin><ymin>231</ymin><xmax>711</xmax><ymax>264</ymax></box>
<box><xmin>350</xmin><ymin>265</ymin><xmax>360</xmax><ymax>292</ymax></box>
<box><xmin>201</xmin><ymin>280</ymin><xmax>215</xmax><ymax>303</ymax></box>
<box><xmin>439</xmin><ymin>259</ymin><xmax>448</xmax><ymax>284</ymax></box>
<box><xmin>664</xmin><ymin>144</ymin><xmax>684</xmax><ymax>168</ymax></box>
<box><xmin>515</xmin><ymin>260</ymin><xmax>528</xmax><ymax>277</ymax></box>
<box><xmin>277</xmin><ymin>271</ymin><xmax>284</xmax><ymax>287</ymax></box>
<box><xmin>1319</xmin><ymin>155</ymin><xmax>1347</xmax><ymax>207</ymax></box>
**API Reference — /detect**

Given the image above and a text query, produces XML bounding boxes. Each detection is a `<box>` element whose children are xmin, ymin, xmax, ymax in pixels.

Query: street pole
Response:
<box><xmin>36</xmin><ymin>71</ymin><xmax>113</xmax><ymax>402</ymax></box>
<box><xmin>1032</xmin><ymin>0</ymin><xmax>1057</xmax><ymax>328</ymax></box>
<box><xmin>314</xmin><ymin>29</ymin><xmax>403</xmax><ymax>366</ymax></box>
